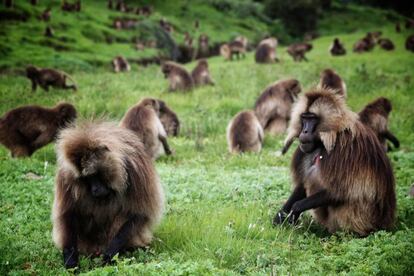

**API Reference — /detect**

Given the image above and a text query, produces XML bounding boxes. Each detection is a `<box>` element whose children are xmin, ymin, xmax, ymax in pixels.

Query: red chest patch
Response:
<box><xmin>313</xmin><ymin>154</ymin><xmax>322</xmax><ymax>166</ymax></box>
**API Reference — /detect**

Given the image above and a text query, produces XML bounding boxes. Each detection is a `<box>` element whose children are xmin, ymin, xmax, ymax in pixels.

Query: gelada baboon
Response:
<box><xmin>274</xmin><ymin>88</ymin><xmax>396</xmax><ymax>236</ymax></box>
<box><xmin>226</xmin><ymin>110</ymin><xmax>264</xmax><ymax>154</ymax></box>
<box><xmin>395</xmin><ymin>22</ymin><xmax>401</xmax><ymax>33</ymax></box>
<box><xmin>161</xmin><ymin>61</ymin><xmax>193</xmax><ymax>92</ymax></box>
<box><xmin>45</xmin><ymin>26</ymin><xmax>54</xmax><ymax>37</ymax></box>
<box><xmin>287</xmin><ymin>42</ymin><xmax>313</xmax><ymax>62</ymax></box>
<box><xmin>378</xmin><ymin>38</ymin><xmax>395</xmax><ymax>51</ymax></box>
<box><xmin>0</xmin><ymin>103</ymin><xmax>76</xmax><ymax>157</ymax></box>
<box><xmin>112</xmin><ymin>56</ymin><xmax>130</xmax><ymax>73</ymax></box>
<box><xmin>254</xmin><ymin>79</ymin><xmax>301</xmax><ymax>136</ymax></box>
<box><xmin>329</xmin><ymin>38</ymin><xmax>346</xmax><ymax>56</ymax></box>
<box><xmin>220</xmin><ymin>41</ymin><xmax>246</xmax><ymax>61</ymax></box>
<box><xmin>196</xmin><ymin>34</ymin><xmax>209</xmax><ymax>59</ymax></box>
<box><xmin>318</xmin><ymin>69</ymin><xmax>347</xmax><ymax>98</ymax></box>
<box><xmin>406</xmin><ymin>19</ymin><xmax>414</xmax><ymax>29</ymax></box>
<box><xmin>191</xmin><ymin>59</ymin><xmax>214</xmax><ymax>87</ymax></box>
<box><xmin>52</xmin><ymin>121</ymin><xmax>164</xmax><ymax>268</ymax></box>
<box><xmin>62</xmin><ymin>0</ymin><xmax>81</xmax><ymax>12</ymax></box>
<box><xmin>353</xmin><ymin>33</ymin><xmax>375</xmax><ymax>53</ymax></box>
<box><xmin>120</xmin><ymin>98</ymin><xmax>173</xmax><ymax>159</ymax></box>
<box><xmin>359</xmin><ymin>97</ymin><xmax>399</xmax><ymax>152</ymax></box>
<box><xmin>39</xmin><ymin>8</ymin><xmax>51</xmax><ymax>21</ymax></box>
<box><xmin>405</xmin><ymin>35</ymin><xmax>414</xmax><ymax>52</ymax></box>
<box><xmin>26</xmin><ymin>65</ymin><xmax>77</xmax><ymax>92</ymax></box>
<box><xmin>255</xmin><ymin>37</ymin><xmax>278</xmax><ymax>63</ymax></box>
<box><xmin>221</xmin><ymin>36</ymin><xmax>248</xmax><ymax>61</ymax></box>
<box><xmin>157</xmin><ymin>99</ymin><xmax>180</xmax><ymax>137</ymax></box>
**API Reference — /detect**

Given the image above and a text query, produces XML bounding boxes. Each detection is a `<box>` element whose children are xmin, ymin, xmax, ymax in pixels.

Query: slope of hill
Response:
<box><xmin>0</xmin><ymin>0</ymin><xmax>269</xmax><ymax>71</ymax></box>
<box><xmin>0</xmin><ymin>1</ymin><xmax>406</xmax><ymax>71</ymax></box>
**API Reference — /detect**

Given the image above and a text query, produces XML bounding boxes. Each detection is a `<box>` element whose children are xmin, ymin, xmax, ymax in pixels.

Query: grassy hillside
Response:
<box><xmin>0</xmin><ymin>0</ymin><xmax>268</xmax><ymax>71</ymax></box>
<box><xmin>1</xmin><ymin>1</ymin><xmax>414</xmax><ymax>275</ymax></box>
<box><xmin>0</xmin><ymin>1</ymin><xmax>406</xmax><ymax>71</ymax></box>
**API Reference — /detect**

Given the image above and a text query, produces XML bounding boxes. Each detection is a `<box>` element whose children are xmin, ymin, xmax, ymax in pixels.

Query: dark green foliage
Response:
<box><xmin>265</xmin><ymin>0</ymin><xmax>322</xmax><ymax>37</ymax></box>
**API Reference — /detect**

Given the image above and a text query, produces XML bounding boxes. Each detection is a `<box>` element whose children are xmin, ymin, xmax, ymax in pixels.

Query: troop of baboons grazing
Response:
<box><xmin>2</xmin><ymin>1</ymin><xmax>413</xmax><ymax>270</ymax></box>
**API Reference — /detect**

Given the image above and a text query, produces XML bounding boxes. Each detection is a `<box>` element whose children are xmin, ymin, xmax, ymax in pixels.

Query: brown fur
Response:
<box><xmin>62</xmin><ymin>0</ymin><xmax>81</xmax><ymax>12</ymax></box>
<box><xmin>45</xmin><ymin>26</ymin><xmax>54</xmax><ymax>37</ymax></box>
<box><xmin>26</xmin><ymin>65</ymin><xmax>77</xmax><ymax>92</ymax></box>
<box><xmin>396</xmin><ymin>22</ymin><xmax>401</xmax><ymax>33</ymax></box>
<box><xmin>112</xmin><ymin>56</ymin><xmax>130</xmax><ymax>73</ymax></box>
<box><xmin>254</xmin><ymin>79</ymin><xmax>301</xmax><ymax>135</ymax></box>
<box><xmin>359</xmin><ymin>97</ymin><xmax>399</xmax><ymax>152</ymax></box>
<box><xmin>39</xmin><ymin>8</ymin><xmax>51</xmax><ymax>21</ymax></box>
<box><xmin>197</xmin><ymin>34</ymin><xmax>209</xmax><ymax>59</ymax></box>
<box><xmin>220</xmin><ymin>41</ymin><xmax>246</xmax><ymax>61</ymax></box>
<box><xmin>136</xmin><ymin>6</ymin><xmax>152</xmax><ymax>16</ymax></box>
<box><xmin>191</xmin><ymin>59</ymin><xmax>214</xmax><ymax>87</ymax></box>
<box><xmin>220</xmin><ymin>44</ymin><xmax>231</xmax><ymax>60</ymax></box>
<box><xmin>378</xmin><ymin>38</ymin><xmax>395</xmax><ymax>51</ymax></box>
<box><xmin>226</xmin><ymin>110</ymin><xmax>264</xmax><ymax>154</ymax></box>
<box><xmin>318</xmin><ymin>69</ymin><xmax>347</xmax><ymax>98</ymax></box>
<box><xmin>0</xmin><ymin>103</ymin><xmax>76</xmax><ymax>157</ymax></box>
<box><xmin>406</xmin><ymin>19</ymin><xmax>414</xmax><ymax>29</ymax></box>
<box><xmin>329</xmin><ymin>38</ymin><xmax>346</xmax><ymax>56</ymax></box>
<box><xmin>159</xmin><ymin>18</ymin><xmax>173</xmax><ymax>33</ymax></box>
<box><xmin>52</xmin><ymin>121</ymin><xmax>164</xmax><ymax>264</ymax></box>
<box><xmin>255</xmin><ymin>37</ymin><xmax>278</xmax><ymax>63</ymax></box>
<box><xmin>405</xmin><ymin>34</ymin><xmax>414</xmax><ymax>52</ymax></box>
<box><xmin>287</xmin><ymin>42</ymin><xmax>313</xmax><ymax>62</ymax></box>
<box><xmin>161</xmin><ymin>61</ymin><xmax>194</xmax><ymax>92</ymax></box>
<box><xmin>157</xmin><ymin>99</ymin><xmax>180</xmax><ymax>137</ymax></box>
<box><xmin>282</xmin><ymin>88</ymin><xmax>396</xmax><ymax>236</ymax></box>
<box><xmin>120</xmin><ymin>98</ymin><xmax>172</xmax><ymax>159</ymax></box>
<box><xmin>353</xmin><ymin>33</ymin><xmax>375</xmax><ymax>53</ymax></box>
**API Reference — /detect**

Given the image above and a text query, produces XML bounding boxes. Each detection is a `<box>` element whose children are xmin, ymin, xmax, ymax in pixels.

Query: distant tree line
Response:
<box><xmin>354</xmin><ymin>0</ymin><xmax>414</xmax><ymax>17</ymax></box>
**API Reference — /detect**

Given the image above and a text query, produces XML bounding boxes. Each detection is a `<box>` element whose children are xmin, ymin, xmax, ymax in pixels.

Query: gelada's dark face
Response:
<box><xmin>82</xmin><ymin>174</ymin><xmax>112</xmax><ymax>199</ymax></box>
<box><xmin>299</xmin><ymin>112</ymin><xmax>320</xmax><ymax>153</ymax></box>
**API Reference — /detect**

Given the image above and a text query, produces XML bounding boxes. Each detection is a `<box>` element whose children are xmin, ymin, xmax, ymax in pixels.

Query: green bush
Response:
<box><xmin>265</xmin><ymin>0</ymin><xmax>322</xmax><ymax>37</ymax></box>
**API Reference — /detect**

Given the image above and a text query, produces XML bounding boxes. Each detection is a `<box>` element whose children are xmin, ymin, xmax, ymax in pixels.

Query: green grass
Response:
<box><xmin>1</xmin><ymin>1</ymin><xmax>414</xmax><ymax>275</ymax></box>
